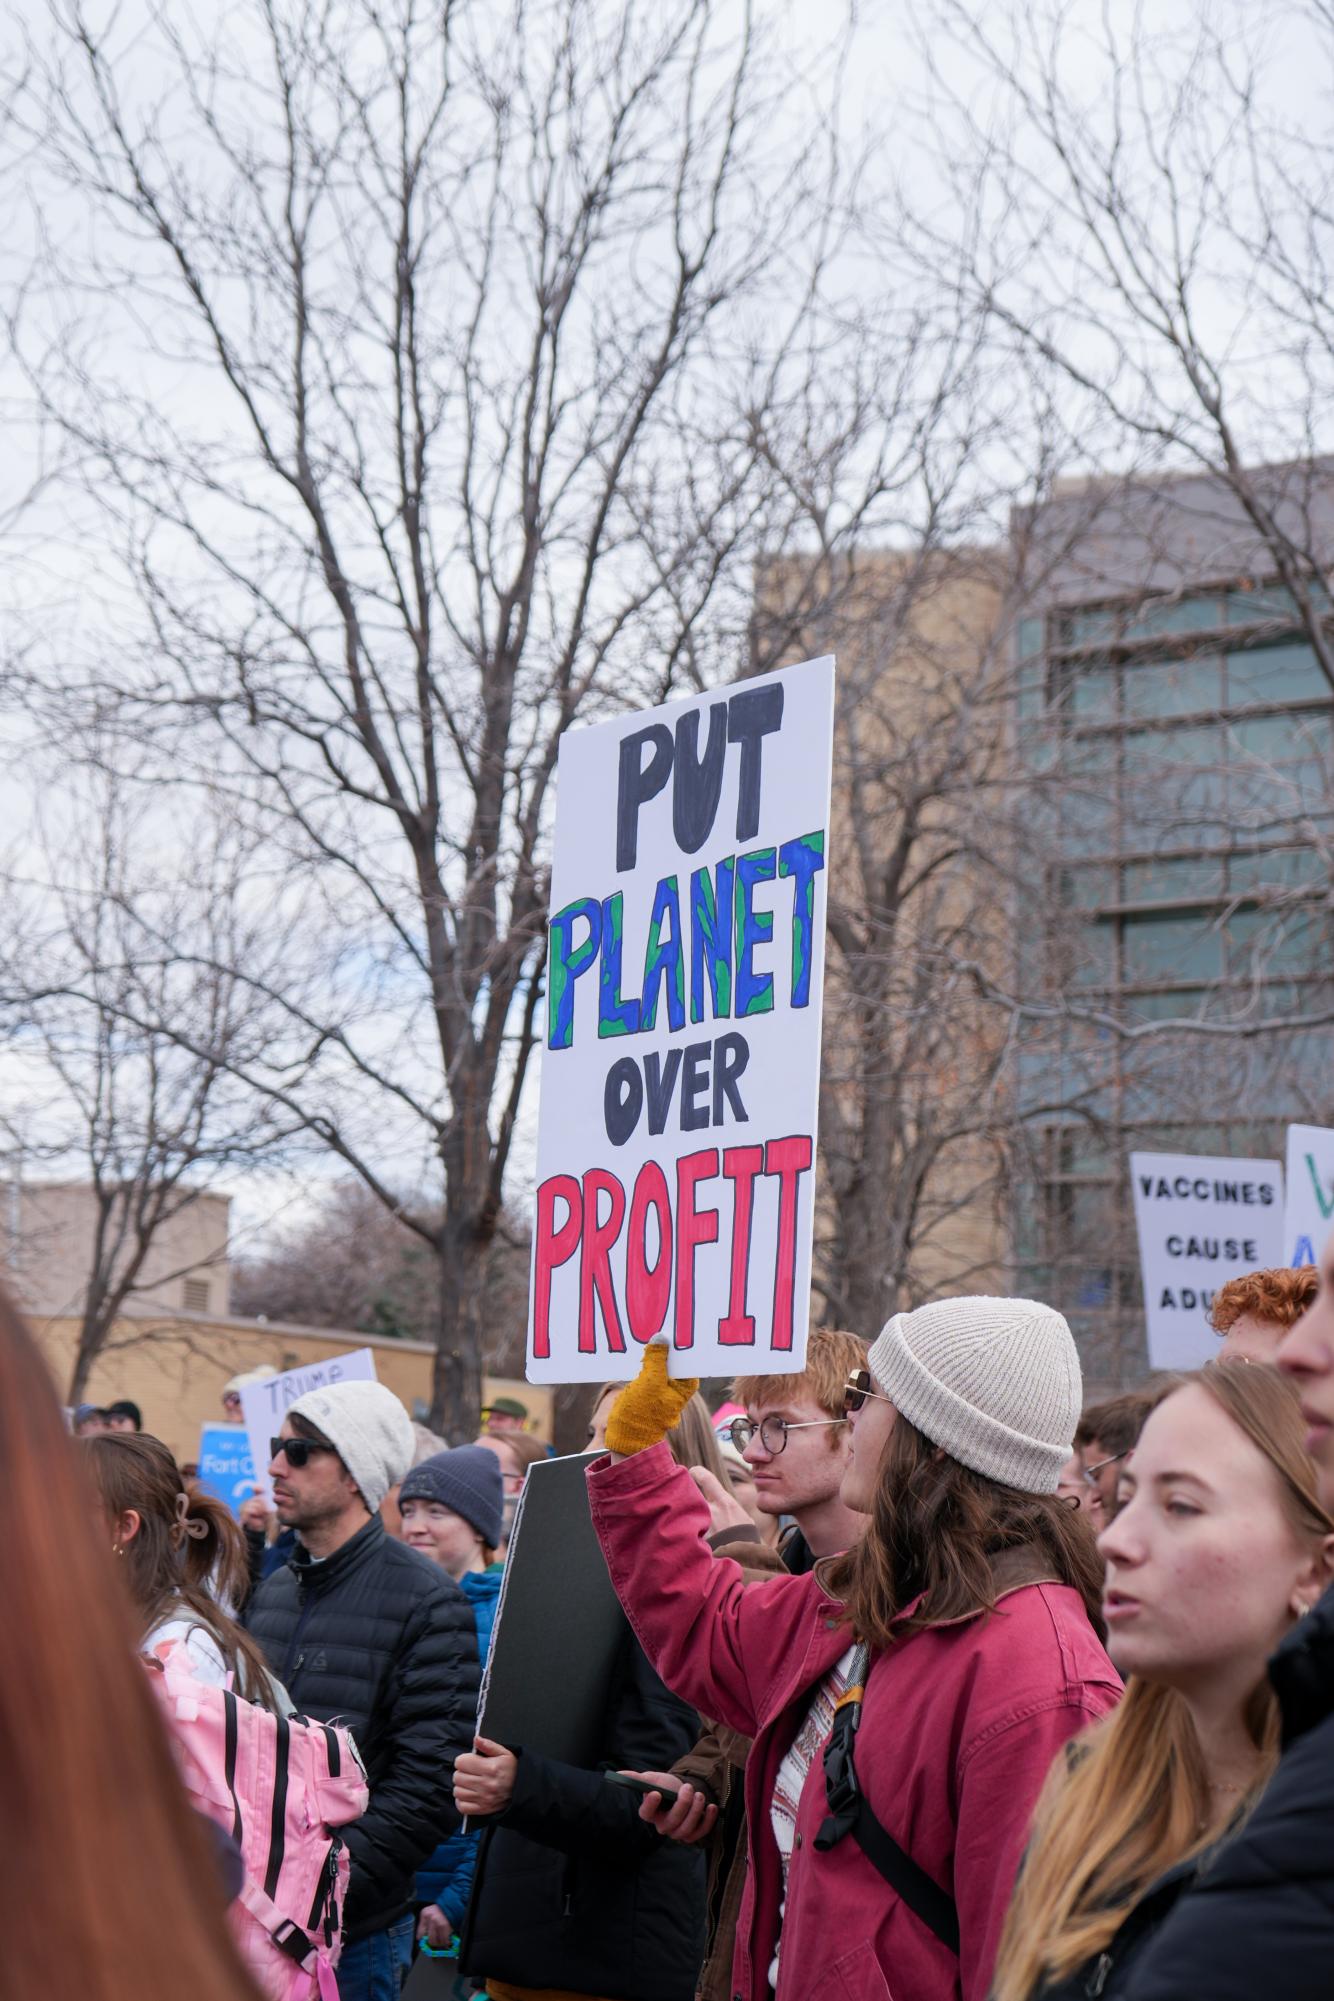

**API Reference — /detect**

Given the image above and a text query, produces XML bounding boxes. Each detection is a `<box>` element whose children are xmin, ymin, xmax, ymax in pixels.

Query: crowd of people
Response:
<box><xmin>4</xmin><ymin>1244</ymin><xmax>1334</xmax><ymax>2001</ymax></box>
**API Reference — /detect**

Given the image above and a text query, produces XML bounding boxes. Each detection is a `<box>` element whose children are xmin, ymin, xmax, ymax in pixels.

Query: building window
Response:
<box><xmin>183</xmin><ymin>1278</ymin><xmax>210</xmax><ymax>1313</ymax></box>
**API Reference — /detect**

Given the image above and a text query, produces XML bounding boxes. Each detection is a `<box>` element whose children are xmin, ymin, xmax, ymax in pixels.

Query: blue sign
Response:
<box><xmin>196</xmin><ymin>1424</ymin><xmax>257</xmax><ymax>1516</ymax></box>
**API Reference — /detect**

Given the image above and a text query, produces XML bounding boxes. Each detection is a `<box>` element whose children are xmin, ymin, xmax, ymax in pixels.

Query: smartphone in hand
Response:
<box><xmin>605</xmin><ymin>1771</ymin><xmax>682</xmax><ymax>1802</ymax></box>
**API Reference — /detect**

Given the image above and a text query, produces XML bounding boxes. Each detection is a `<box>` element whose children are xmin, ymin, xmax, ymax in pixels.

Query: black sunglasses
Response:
<box><xmin>842</xmin><ymin>1369</ymin><xmax>895</xmax><ymax>1416</ymax></box>
<box><xmin>270</xmin><ymin>1436</ymin><xmax>336</xmax><ymax>1468</ymax></box>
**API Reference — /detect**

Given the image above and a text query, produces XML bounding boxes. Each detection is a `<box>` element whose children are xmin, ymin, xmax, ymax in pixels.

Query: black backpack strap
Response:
<box><xmin>841</xmin><ymin>1794</ymin><xmax>960</xmax><ymax>1954</ymax></box>
<box><xmin>814</xmin><ymin>1645</ymin><xmax>960</xmax><ymax>1956</ymax></box>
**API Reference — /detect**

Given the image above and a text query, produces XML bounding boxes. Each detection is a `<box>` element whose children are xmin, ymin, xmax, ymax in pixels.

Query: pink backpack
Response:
<box><xmin>147</xmin><ymin>1639</ymin><xmax>370</xmax><ymax>2001</ymax></box>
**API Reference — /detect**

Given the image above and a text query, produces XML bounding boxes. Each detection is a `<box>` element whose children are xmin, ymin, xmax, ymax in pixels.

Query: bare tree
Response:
<box><xmin>5</xmin><ymin>0</ymin><xmax>870</xmax><ymax>1434</ymax></box>
<box><xmin>900</xmin><ymin>0</ymin><xmax>1334</xmax><ymax>690</ymax></box>
<box><xmin>0</xmin><ymin>774</ymin><xmax>291</xmax><ymax>1399</ymax></box>
<box><xmin>233</xmin><ymin>1176</ymin><xmax>531</xmax><ymax>1374</ymax></box>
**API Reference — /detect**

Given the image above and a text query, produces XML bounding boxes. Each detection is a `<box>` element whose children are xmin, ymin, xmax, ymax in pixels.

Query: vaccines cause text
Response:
<box><xmin>1137</xmin><ymin>1169</ymin><xmax>1275</xmax><ymax>1313</ymax></box>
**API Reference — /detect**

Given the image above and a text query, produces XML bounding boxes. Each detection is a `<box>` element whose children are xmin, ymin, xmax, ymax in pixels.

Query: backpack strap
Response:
<box><xmin>236</xmin><ymin>1878</ymin><xmax>321</xmax><ymax>1971</ymax></box>
<box><xmin>814</xmin><ymin>1644</ymin><xmax>960</xmax><ymax>1956</ymax></box>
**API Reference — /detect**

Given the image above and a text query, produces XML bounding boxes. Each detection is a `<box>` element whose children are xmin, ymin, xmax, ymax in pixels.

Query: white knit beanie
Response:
<box><xmin>286</xmin><ymin>1380</ymin><xmax>415</xmax><ymax>1513</ymax></box>
<box><xmin>866</xmin><ymin>1296</ymin><xmax>1082</xmax><ymax>1494</ymax></box>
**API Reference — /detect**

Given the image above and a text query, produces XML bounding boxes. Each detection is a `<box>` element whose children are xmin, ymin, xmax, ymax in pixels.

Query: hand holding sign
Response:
<box><xmin>453</xmin><ymin>1736</ymin><xmax>518</xmax><ymax>1817</ymax></box>
<box><xmin>604</xmin><ymin>1342</ymin><xmax>698</xmax><ymax>1457</ymax></box>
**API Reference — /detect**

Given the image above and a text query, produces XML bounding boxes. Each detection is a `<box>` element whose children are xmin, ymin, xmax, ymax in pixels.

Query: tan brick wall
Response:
<box><xmin>27</xmin><ymin>1302</ymin><xmax>551</xmax><ymax>1462</ymax></box>
<box><xmin>2</xmin><ymin>1179</ymin><xmax>232</xmax><ymax>1318</ymax></box>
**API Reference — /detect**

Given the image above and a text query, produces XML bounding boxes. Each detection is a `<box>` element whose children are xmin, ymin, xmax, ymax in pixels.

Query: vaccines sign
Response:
<box><xmin>1130</xmin><ymin>1151</ymin><xmax>1284</xmax><ymax>1367</ymax></box>
<box><xmin>527</xmin><ymin>656</ymin><xmax>835</xmax><ymax>1384</ymax></box>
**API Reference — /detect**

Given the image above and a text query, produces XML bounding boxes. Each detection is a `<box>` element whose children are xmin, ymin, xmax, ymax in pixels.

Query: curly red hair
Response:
<box><xmin>1209</xmin><ymin>1265</ymin><xmax>1318</xmax><ymax>1336</ymax></box>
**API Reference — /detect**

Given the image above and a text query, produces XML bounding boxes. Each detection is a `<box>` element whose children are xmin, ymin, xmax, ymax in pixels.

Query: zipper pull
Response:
<box><xmin>1087</xmin><ymin>1955</ymin><xmax>1112</xmax><ymax>1998</ymax></box>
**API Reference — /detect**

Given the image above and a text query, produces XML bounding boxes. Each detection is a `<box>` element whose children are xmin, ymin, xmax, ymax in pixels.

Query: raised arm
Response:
<box><xmin>588</xmin><ymin>1438</ymin><xmax>811</xmax><ymax>1739</ymax></box>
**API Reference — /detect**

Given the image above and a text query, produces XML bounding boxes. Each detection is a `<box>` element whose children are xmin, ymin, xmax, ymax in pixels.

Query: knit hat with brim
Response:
<box><xmin>866</xmin><ymin>1296</ymin><xmax>1082</xmax><ymax>1494</ymax></box>
<box><xmin>286</xmin><ymin>1380</ymin><xmax>414</xmax><ymax>1514</ymax></box>
<box><xmin>400</xmin><ymin>1446</ymin><xmax>505</xmax><ymax>1549</ymax></box>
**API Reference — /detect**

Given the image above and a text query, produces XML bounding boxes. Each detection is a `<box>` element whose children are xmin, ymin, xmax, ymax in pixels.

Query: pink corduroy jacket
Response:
<box><xmin>588</xmin><ymin>1443</ymin><xmax>1120</xmax><ymax>2001</ymax></box>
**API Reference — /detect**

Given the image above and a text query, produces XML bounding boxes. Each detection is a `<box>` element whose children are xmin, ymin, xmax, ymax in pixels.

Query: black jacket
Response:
<box><xmin>245</xmin><ymin>1514</ymin><xmax>480</xmax><ymax>1943</ymax></box>
<box><xmin>1121</xmin><ymin>1583</ymin><xmax>1334</xmax><ymax>2001</ymax></box>
<box><xmin>460</xmin><ymin>1626</ymin><xmax>706</xmax><ymax>2001</ymax></box>
<box><xmin>1031</xmin><ymin>1850</ymin><xmax>1211</xmax><ymax>2001</ymax></box>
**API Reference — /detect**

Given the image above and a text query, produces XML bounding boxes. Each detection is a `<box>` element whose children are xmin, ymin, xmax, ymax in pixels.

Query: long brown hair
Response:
<box><xmin>668</xmin><ymin>1392</ymin><xmax>732</xmax><ymax>1486</ymax></box>
<box><xmin>993</xmin><ymin>1363</ymin><xmax>1334</xmax><ymax>2001</ymax></box>
<box><xmin>0</xmin><ymin>1286</ymin><xmax>261</xmax><ymax>2001</ymax></box>
<box><xmin>828</xmin><ymin>1409</ymin><xmax>1106</xmax><ymax>1648</ymax></box>
<box><xmin>84</xmin><ymin>1431</ymin><xmax>278</xmax><ymax>1708</ymax></box>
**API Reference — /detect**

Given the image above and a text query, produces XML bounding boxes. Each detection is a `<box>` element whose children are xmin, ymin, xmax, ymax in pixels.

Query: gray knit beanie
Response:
<box><xmin>866</xmin><ymin>1296</ymin><xmax>1082</xmax><ymax>1494</ymax></box>
<box><xmin>400</xmin><ymin>1446</ymin><xmax>504</xmax><ymax>1549</ymax></box>
<box><xmin>286</xmin><ymin>1379</ymin><xmax>415</xmax><ymax>1513</ymax></box>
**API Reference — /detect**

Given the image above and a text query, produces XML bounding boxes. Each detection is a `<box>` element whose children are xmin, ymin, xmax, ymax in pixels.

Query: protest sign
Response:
<box><xmin>527</xmin><ymin>655</ymin><xmax>835</xmax><ymax>1384</ymax></box>
<box><xmin>195</xmin><ymin>1423</ymin><xmax>256</xmax><ymax>1515</ymax></box>
<box><xmin>238</xmin><ymin>1347</ymin><xmax>377</xmax><ymax>1503</ymax></box>
<box><xmin>478</xmin><ymin>1452</ymin><xmax>626</xmax><ymax>1768</ymax></box>
<box><xmin>1130</xmin><ymin>1151</ymin><xmax>1284</xmax><ymax>1368</ymax></box>
<box><xmin>1284</xmin><ymin>1123</ymin><xmax>1334</xmax><ymax>1268</ymax></box>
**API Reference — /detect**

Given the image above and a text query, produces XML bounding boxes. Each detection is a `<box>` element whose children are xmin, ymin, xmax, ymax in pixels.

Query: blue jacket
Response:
<box><xmin>416</xmin><ymin>1567</ymin><xmax>503</xmax><ymax>1928</ymax></box>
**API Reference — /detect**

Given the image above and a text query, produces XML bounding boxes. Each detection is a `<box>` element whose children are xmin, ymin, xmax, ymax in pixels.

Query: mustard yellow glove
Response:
<box><xmin>604</xmin><ymin>1342</ymin><xmax>700</xmax><ymax>1456</ymax></box>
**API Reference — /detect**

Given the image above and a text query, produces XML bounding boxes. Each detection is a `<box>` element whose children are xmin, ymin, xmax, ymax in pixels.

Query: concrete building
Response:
<box><xmin>1</xmin><ymin>1177</ymin><xmax>232</xmax><ymax>1319</ymax></box>
<box><xmin>1010</xmin><ymin>464</ymin><xmax>1334</xmax><ymax>1382</ymax></box>
<box><xmin>751</xmin><ymin>546</ymin><xmax>1015</xmax><ymax>1332</ymax></box>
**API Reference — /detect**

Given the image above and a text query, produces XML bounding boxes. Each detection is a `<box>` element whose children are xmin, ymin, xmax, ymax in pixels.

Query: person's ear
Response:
<box><xmin>118</xmin><ymin>1508</ymin><xmax>142</xmax><ymax>1548</ymax></box>
<box><xmin>1290</xmin><ymin>1534</ymin><xmax>1334</xmax><ymax>1619</ymax></box>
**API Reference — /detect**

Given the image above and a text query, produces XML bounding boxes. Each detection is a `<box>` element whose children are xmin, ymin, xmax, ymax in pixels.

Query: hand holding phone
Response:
<box><xmin>610</xmin><ymin>1771</ymin><xmax>718</xmax><ymax>1843</ymax></box>
<box><xmin>606</xmin><ymin>1770</ymin><xmax>682</xmax><ymax>1802</ymax></box>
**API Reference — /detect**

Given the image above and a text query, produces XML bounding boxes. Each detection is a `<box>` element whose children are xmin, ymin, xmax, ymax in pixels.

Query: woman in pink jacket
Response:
<box><xmin>588</xmin><ymin>1297</ymin><xmax>1121</xmax><ymax>2001</ymax></box>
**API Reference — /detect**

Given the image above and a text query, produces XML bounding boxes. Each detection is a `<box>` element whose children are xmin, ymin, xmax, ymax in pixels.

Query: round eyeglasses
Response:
<box><xmin>724</xmin><ymin>1413</ymin><xmax>848</xmax><ymax>1455</ymax></box>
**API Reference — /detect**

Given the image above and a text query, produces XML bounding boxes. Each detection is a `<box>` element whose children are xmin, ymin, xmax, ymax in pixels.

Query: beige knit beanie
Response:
<box><xmin>866</xmin><ymin>1295</ymin><xmax>1082</xmax><ymax>1494</ymax></box>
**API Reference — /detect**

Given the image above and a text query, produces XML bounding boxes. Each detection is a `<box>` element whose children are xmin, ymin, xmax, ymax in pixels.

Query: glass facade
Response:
<box><xmin>1014</xmin><ymin>581</ymin><xmax>1334</xmax><ymax>1381</ymax></box>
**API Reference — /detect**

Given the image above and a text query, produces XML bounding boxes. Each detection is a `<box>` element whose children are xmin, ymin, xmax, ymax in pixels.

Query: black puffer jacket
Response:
<box><xmin>245</xmin><ymin>1514</ymin><xmax>479</xmax><ymax>1943</ymax></box>
<box><xmin>1121</xmin><ymin>1582</ymin><xmax>1334</xmax><ymax>2001</ymax></box>
<box><xmin>1028</xmin><ymin>1849</ymin><xmax>1212</xmax><ymax>2000</ymax></box>
<box><xmin>460</xmin><ymin>1626</ymin><xmax>705</xmax><ymax>2001</ymax></box>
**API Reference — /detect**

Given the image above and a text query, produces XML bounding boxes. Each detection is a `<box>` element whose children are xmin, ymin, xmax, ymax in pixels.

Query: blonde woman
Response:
<box><xmin>993</xmin><ymin>1363</ymin><xmax>1334</xmax><ymax>2001</ymax></box>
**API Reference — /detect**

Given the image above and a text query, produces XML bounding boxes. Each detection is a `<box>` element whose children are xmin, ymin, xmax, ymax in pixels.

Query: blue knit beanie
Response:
<box><xmin>399</xmin><ymin>1445</ymin><xmax>504</xmax><ymax>1548</ymax></box>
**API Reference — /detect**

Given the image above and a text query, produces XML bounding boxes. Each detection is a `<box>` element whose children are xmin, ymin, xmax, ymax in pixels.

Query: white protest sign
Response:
<box><xmin>527</xmin><ymin>655</ymin><xmax>835</xmax><ymax>1384</ymax></box>
<box><xmin>1284</xmin><ymin>1124</ymin><xmax>1334</xmax><ymax>1268</ymax></box>
<box><xmin>1130</xmin><ymin>1151</ymin><xmax>1284</xmax><ymax>1368</ymax></box>
<box><xmin>240</xmin><ymin>1347</ymin><xmax>378</xmax><ymax>1502</ymax></box>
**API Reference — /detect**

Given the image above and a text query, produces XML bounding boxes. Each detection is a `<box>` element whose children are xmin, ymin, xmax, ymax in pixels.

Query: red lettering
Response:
<box><xmin>626</xmin><ymin>1161</ymin><xmax>673</xmax><ymax>1343</ymax></box>
<box><xmin>718</xmin><ymin>1145</ymin><xmax>764</xmax><ymax>1344</ymax></box>
<box><xmin>532</xmin><ymin>1174</ymin><xmax>582</xmax><ymax>1359</ymax></box>
<box><xmin>579</xmin><ymin>1169</ymin><xmax>627</xmax><ymax>1354</ymax></box>
<box><xmin>675</xmin><ymin>1148</ymin><xmax>721</xmax><ymax>1350</ymax></box>
<box><xmin>765</xmin><ymin>1134</ymin><xmax>813</xmax><ymax>1351</ymax></box>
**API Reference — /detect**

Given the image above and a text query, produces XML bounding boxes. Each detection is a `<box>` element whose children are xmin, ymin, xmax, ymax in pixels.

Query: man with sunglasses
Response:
<box><xmin>245</xmin><ymin>1381</ymin><xmax>480</xmax><ymax>2001</ymax></box>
